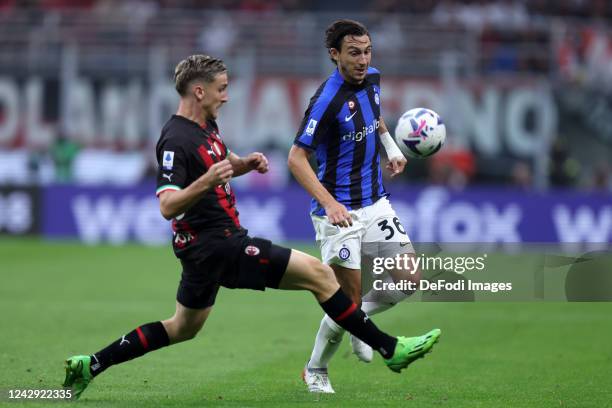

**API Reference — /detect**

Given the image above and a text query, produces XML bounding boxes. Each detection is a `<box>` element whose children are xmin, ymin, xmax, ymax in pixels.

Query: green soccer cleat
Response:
<box><xmin>384</xmin><ymin>328</ymin><xmax>441</xmax><ymax>373</ymax></box>
<box><xmin>62</xmin><ymin>355</ymin><xmax>93</xmax><ymax>399</ymax></box>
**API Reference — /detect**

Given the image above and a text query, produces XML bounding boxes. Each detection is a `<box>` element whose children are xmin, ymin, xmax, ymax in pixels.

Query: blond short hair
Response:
<box><xmin>174</xmin><ymin>54</ymin><xmax>227</xmax><ymax>96</ymax></box>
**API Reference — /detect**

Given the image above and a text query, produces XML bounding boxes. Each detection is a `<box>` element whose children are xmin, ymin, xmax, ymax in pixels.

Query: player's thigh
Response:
<box><xmin>278</xmin><ymin>249</ymin><xmax>339</xmax><ymax>301</ymax></box>
<box><xmin>363</xmin><ymin>198</ymin><xmax>411</xmax><ymax>244</ymax></box>
<box><xmin>218</xmin><ymin>236</ymin><xmax>291</xmax><ymax>291</ymax></box>
<box><xmin>330</xmin><ymin>264</ymin><xmax>361</xmax><ymax>304</ymax></box>
<box><xmin>363</xmin><ymin>199</ymin><xmax>421</xmax><ymax>284</ymax></box>
<box><xmin>176</xmin><ymin>258</ymin><xmax>222</xmax><ymax>310</ymax></box>
<box><xmin>312</xmin><ymin>214</ymin><xmax>363</xmax><ymax>270</ymax></box>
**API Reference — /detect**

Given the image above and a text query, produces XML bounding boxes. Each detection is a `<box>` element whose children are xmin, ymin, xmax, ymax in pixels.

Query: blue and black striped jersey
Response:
<box><xmin>295</xmin><ymin>67</ymin><xmax>387</xmax><ymax>216</ymax></box>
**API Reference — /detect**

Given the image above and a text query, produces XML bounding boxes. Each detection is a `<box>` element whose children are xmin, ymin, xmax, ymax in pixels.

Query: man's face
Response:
<box><xmin>331</xmin><ymin>34</ymin><xmax>372</xmax><ymax>84</ymax></box>
<box><xmin>195</xmin><ymin>72</ymin><xmax>228</xmax><ymax>120</ymax></box>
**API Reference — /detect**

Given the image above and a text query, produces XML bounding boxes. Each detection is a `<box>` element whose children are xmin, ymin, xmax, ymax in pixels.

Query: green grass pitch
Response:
<box><xmin>1</xmin><ymin>238</ymin><xmax>611</xmax><ymax>407</ymax></box>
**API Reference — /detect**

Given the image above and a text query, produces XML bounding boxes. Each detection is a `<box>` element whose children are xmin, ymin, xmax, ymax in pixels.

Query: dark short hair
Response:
<box><xmin>173</xmin><ymin>54</ymin><xmax>227</xmax><ymax>96</ymax></box>
<box><xmin>324</xmin><ymin>19</ymin><xmax>370</xmax><ymax>64</ymax></box>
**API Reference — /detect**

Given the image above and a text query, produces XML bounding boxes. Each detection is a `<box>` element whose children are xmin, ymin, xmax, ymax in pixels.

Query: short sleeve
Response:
<box><xmin>294</xmin><ymin>79</ymin><xmax>342</xmax><ymax>150</ymax></box>
<box><xmin>155</xmin><ymin>138</ymin><xmax>188</xmax><ymax>197</ymax></box>
<box><xmin>295</xmin><ymin>101</ymin><xmax>332</xmax><ymax>150</ymax></box>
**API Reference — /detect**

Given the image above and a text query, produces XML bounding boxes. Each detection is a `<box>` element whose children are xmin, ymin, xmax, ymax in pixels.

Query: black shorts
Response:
<box><xmin>176</xmin><ymin>235</ymin><xmax>291</xmax><ymax>309</ymax></box>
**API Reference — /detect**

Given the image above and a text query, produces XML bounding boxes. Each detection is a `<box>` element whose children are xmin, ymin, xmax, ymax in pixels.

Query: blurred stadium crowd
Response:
<box><xmin>0</xmin><ymin>0</ymin><xmax>611</xmax><ymax>191</ymax></box>
<box><xmin>1</xmin><ymin>0</ymin><xmax>611</xmax><ymax>19</ymax></box>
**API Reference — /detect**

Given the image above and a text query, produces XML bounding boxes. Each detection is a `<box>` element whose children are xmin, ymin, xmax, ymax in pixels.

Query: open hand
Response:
<box><xmin>386</xmin><ymin>156</ymin><xmax>407</xmax><ymax>178</ymax></box>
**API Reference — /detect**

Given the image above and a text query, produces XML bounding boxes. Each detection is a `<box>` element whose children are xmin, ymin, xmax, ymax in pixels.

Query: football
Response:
<box><xmin>394</xmin><ymin>108</ymin><xmax>446</xmax><ymax>158</ymax></box>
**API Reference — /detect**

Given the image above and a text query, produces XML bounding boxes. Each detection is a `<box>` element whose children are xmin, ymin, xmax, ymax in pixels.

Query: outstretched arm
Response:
<box><xmin>227</xmin><ymin>151</ymin><xmax>269</xmax><ymax>177</ymax></box>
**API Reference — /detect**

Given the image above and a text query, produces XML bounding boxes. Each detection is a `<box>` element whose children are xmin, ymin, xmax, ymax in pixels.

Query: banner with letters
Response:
<box><xmin>0</xmin><ymin>76</ymin><xmax>557</xmax><ymax>160</ymax></box>
<box><xmin>0</xmin><ymin>186</ymin><xmax>41</xmax><ymax>235</ymax></box>
<box><xmin>40</xmin><ymin>184</ymin><xmax>611</xmax><ymax>246</ymax></box>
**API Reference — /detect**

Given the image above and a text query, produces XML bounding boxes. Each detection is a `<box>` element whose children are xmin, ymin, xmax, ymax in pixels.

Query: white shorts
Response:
<box><xmin>311</xmin><ymin>197</ymin><xmax>414</xmax><ymax>269</ymax></box>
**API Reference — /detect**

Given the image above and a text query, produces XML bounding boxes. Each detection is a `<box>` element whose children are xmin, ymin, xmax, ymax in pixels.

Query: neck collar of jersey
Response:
<box><xmin>173</xmin><ymin>114</ymin><xmax>210</xmax><ymax>131</ymax></box>
<box><xmin>332</xmin><ymin>68</ymin><xmax>367</xmax><ymax>90</ymax></box>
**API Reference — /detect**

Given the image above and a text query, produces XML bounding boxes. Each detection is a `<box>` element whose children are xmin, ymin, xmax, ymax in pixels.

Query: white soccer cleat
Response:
<box><xmin>350</xmin><ymin>334</ymin><xmax>373</xmax><ymax>363</ymax></box>
<box><xmin>302</xmin><ymin>366</ymin><xmax>335</xmax><ymax>393</ymax></box>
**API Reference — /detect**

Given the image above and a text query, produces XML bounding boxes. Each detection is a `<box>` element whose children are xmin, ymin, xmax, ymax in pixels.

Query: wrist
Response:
<box><xmin>380</xmin><ymin>131</ymin><xmax>403</xmax><ymax>160</ymax></box>
<box><xmin>242</xmin><ymin>157</ymin><xmax>254</xmax><ymax>171</ymax></box>
<box><xmin>196</xmin><ymin>174</ymin><xmax>213</xmax><ymax>192</ymax></box>
<box><xmin>319</xmin><ymin>197</ymin><xmax>336</xmax><ymax>209</ymax></box>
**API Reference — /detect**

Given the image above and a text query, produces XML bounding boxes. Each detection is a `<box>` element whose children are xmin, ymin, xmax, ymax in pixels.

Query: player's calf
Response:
<box><xmin>162</xmin><ymin>303</ymin><xmax>211</xmax><ymax>344</ymax></box>
<box><xmin>330</xmin><ymin>264</ymin><xmax>362</xmax><ymax>304</ymax></box>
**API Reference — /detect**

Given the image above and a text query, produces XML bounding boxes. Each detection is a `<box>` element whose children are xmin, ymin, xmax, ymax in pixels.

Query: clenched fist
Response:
<box><xmin>245</xmin><ymin>152</ymin><xmax>269</xmax><ymax>174</ymax></box>
<box><xmin>204</xmin><ymin>159</ymin><xmax>233</xmax><ymax>187</ymax></box>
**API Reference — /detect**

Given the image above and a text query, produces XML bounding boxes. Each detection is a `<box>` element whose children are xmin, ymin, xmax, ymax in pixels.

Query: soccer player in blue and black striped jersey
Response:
<box><xmin>289</xmin><ymin>20</ymin><xmax>441</xmax><ymax>393</ymax></box>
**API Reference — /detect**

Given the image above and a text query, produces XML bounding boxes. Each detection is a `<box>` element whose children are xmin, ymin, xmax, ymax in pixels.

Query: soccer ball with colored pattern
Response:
<box><xmin>394</xmin><ymin>108</ymin><xmax>446</xmax><ymax>159</ymax></box>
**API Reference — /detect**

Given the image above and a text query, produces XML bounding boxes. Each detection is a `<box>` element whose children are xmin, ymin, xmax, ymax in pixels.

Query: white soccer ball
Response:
<box><xmin>394</xmin><ymin>108</ymin><xmax>446</xmax><ymax>159</ymax></box>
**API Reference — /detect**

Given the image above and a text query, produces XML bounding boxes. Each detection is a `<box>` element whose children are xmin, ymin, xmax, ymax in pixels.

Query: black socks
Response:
<box><xmin>90</xmin><ymin>321</ymin><xmax>169</xmax><ymax>377</ymax></box>
<box><xmin>319</xmin><ymin>289</ymin><xmax>397</xmax><ymax>359</ymax></box>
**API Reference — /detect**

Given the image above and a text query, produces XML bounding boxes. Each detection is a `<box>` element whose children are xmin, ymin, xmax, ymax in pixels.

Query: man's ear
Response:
<box><xmin>193</xmin><ymin>84</ymin><xmax>205</xmax><ymax>101</ymax></box>
<box><xmin>329</xmin><ymin>48</ymin><xmax>339</xmax><ymax>63</ymax></box>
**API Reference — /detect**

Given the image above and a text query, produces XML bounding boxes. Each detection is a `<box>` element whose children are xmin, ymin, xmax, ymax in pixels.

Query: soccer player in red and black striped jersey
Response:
<box><xmin>62</xmin><ymin>54</ymin><xmax>440</xmax><ymax>400</ymax></box>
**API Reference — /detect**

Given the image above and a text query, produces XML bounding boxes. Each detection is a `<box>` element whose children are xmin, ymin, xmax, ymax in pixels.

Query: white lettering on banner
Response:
<box><xmin>65</xmin><ymin>79</ymin><xmax>96</xmax><ymax>144</ymax></box>
<box><xmin>0</xmin><ymin>79</ymin><xmax>19</xmax><ymax>144</ymax></box>
<box><xmin>399</xmin><ymin>84</ymin><xmax>443</xmax><ymax>119</ymax></box>
<box><xmin>391</xmin><ymin>81</ymin><xmax>556</xmax><ymax>158</ymax></box>
<box><xmin>133</xmin><ymin>198</ymin><xmax>169</xmax><ymax>243</ymax></box>
<box><xmin>392</xmin><ymin>187</ymin><xmax>522</xmax><ymax>244</ymax></box>
<box><xmin>438</xmin><ymin>202</ymin><xmax>483</xmax><ymax>242</ymax></box>
<box><xmin>553</xmin><ymin>205</ymin><xmax>612</xmax><ymax>247</ymax></box>
<box><xmin>250</xmin><ymin>80</ymin><xmax>294</xmax><ymax>149</ymax></box>
<box><xmin>25</xmin><ymin>79</ymin><xmax>56</xmax><ymax>147</ymax></box>
<box><xmin>100</xmin><ymin>82</ymin><xmax>144</xmax><ymax>149</ymax></box>
<box><xmin>482</xmin><ymin>204</ymin><xmax>522</xmax><ymax>242</ymax></box>
<box><xmin>72</xmin><ymin>195</ymin><xmax>169</xmax><ymax>245</ymax></box>
<box><xmin>100</xmin><ymin>84</ymin><xmax>123</xmax><ymax>145</ymax></box>
<box><xmin>0</xmin><ymin>77</ymin><xmax>557</xmax><ymax>157</ymax></box>
<box><xmin>148</xmin><ymin>84</ymin><xmax>177</xmax><ymax>149</ymax></box>
<box><xmin>235</xmin><ymin>198</ymin><xmax>285</xmax><ymax>241</ymax></box>
<box><xmin>505</xmin><ymin>87</ymin><xmax>556</xmax><ymax>156</ymax></box>
<box><xmin>455</xmin><ymin>89</ymin><xmax>501</xmax><ymax>155</ymax></box>
<box><xmin>0</xmin><ymin>192</ymin><xmax>32</xmax><ymax>233</ymax></box>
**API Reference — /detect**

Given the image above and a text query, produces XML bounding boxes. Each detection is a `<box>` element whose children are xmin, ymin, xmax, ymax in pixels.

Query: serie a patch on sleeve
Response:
<box><xmin>163</xmin><ymin>151</ymin><xmax>175</xmax><ymax>170</ymax></box>
<box><xmin>305</xmin><ymin>118</ymin><xmax>317</xmax><ymax>135</ymax></box>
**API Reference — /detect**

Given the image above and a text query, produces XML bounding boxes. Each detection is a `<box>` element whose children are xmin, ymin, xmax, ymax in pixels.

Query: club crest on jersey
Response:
<box><xmin>163</xmin><ymin>151</ymin><xmax>174</xmax><ymax>170</ymax></box>
<box><xmin>374</xmin><ymin>93</ymin><xmax>380</xmax><ymax>105</ymax></box>
<box><xmin>306</xmin><ymin>118</ymin><xmax>318</xmax><ymax>136</ymax></box>
<box><xmin>245</xmin><ymin>245</ymin><xmax>260</xmax><ymax>256</ymax></box>
<box><xmin>339</xmin><ymin>247</ymin><xmax>350</xmax><ymax>260</ymax></box>
<box><xmin>174</xmin><ymin>231</ymin><xmax>194</xmax><ymax>248</ymax></box>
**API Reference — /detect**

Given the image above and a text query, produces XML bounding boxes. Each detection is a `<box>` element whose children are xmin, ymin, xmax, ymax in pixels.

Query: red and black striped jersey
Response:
<box><xmin>155</xmin><ymin>114</ymin><xmax>243</xmax><ymax>259</ymax></box>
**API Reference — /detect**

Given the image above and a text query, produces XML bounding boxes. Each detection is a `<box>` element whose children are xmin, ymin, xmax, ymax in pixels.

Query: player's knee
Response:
<box><xmin>308</xmin><ymin>258</ymin><xmax>338</xmax><ymax>294</ymax></box>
